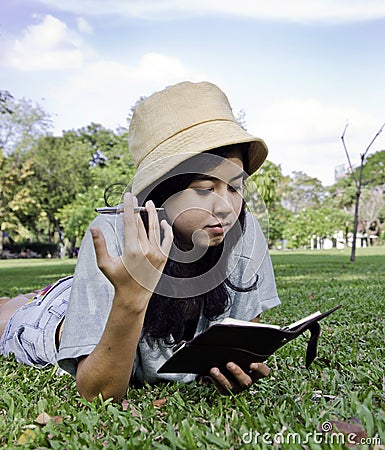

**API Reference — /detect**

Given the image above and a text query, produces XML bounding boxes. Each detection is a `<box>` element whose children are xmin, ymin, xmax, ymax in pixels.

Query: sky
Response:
<box><xmin>1</xmin><ymin>0</ymin><xmax>385</xmax><ymax>187</ymax></box>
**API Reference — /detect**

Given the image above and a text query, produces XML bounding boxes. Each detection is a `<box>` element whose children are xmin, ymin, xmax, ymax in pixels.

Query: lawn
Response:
<box><xmin>0</xmin><ymin>248</ymin><xmax>384</xmax><ymax>449</ymax></box>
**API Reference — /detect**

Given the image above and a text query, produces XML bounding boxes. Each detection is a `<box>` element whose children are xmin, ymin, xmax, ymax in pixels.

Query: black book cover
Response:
<box><xmin>158</xmin><ymin>305</ymin><xmax>341</xmax><ymax>376</ymax></box>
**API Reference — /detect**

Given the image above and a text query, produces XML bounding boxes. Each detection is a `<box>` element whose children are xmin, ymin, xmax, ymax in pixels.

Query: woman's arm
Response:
<box><xmin>75</xmin><ymin>281</ymin><xmax>151</xmax><ymax>401</ymax></box>
<box><xmin>75</xmin><ymin>194</ymin><xmax>173</xmax><ymax>402</ymax></box>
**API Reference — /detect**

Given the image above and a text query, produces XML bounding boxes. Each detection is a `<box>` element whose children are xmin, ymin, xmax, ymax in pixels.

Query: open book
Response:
<box><xmin>158</xmin><ymin>305</ymin><xmax>341</xmax><ymax>377</ymax></box>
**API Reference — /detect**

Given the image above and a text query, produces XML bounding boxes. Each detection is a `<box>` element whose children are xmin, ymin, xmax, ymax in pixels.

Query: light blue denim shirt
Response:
<box><xmin>57</xmin><ymin>212</ymin><xmax>281</xmax><ymax>384</ymax></box>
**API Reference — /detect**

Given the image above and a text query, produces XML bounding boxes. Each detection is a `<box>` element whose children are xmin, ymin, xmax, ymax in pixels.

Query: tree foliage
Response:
<box><xmin>279</xmin><ymin>171</ymin><xmax>324</xmax><ymax>214</ymax></box>
<box><xmin>248</xmin><ymin>160</ymin><xmax>283</xmax><ymax>208</ymax></box>
<box><xmin>357</xmin><ymin>150</ymin><xmax>385</xmax><ymax>187</ymax></box>
<box><xmin>1</xmin><ymin>91</ymin><xmax>383</xmax><ymax>255</ymax></box>
<box><xmin>0</xmin><ymin>96</ymin><xmax>135</xmax><ymax>256</ymax></box>
<box><xmin>27</xmin><ymin>135</ymin><xmax>92</xmax><ymax>243</ymax></box>
<box><xmin>246</xmin><ymin>160</ymin><xmax>290</xmax><ymax>246</ymax></box>
<box><xmin>0</xmin><ymin>91</ymin><xmax>52</xmax><ymax>155</ymax></box>
<box><xmin>283</xmin><ymin>207</ymin><xmax>350</xmax><ymax>249</ymax></box>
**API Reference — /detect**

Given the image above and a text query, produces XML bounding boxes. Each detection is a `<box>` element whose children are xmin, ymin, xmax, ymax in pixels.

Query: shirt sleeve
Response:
<box><xmin>57</xmin><ymin>214</ymin><xmax>125</xmax><ymax>377</ymax></box>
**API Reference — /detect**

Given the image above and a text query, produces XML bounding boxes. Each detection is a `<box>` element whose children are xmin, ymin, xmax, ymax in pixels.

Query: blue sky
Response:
<box><xmin>1</xmin><ymin>0</ymin><xmax>385</xmax><ymax>186</ymax></box>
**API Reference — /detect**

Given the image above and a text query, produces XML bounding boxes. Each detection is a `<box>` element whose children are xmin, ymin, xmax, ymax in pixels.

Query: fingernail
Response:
<box><xmin>211</xmin><ymin>368</ymin><xmax>219</xmax><ymax>376</ymax></box>
<box><xmin>250</xmin><ymin>363</ymin><xmax>259</xmax><ymax>370</ymax></box>
<box><xmin>227</xmin><ymin>362</ymin><xmax>235</xmax><ymax>369</ymax></box>
<box><xmin>90</xmin><ymin>228</ymin><xmax>97</xmax><ymax>237</ymax></box>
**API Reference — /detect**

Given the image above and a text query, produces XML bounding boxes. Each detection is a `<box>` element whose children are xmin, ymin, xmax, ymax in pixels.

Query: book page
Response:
<box><xmin>220</xmin><ymin>317</ymin><xmax>281</xmax><ymax>329</ymax></box>
<box><xmin>286</xmin><ymin>311</ymin><xmax>321</xmax><ymax>330</ymax></box>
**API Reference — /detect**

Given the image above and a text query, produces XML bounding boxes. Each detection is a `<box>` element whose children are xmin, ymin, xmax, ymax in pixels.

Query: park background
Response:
<box><xmin>1</xmin><ymin>0</ymin><xmax>385</xmax><ymax>448</ymax></box>
<box><xmin>1</xmin><ymin>0</ymin><xmax>385</xmax><ymax>257</ymax></box>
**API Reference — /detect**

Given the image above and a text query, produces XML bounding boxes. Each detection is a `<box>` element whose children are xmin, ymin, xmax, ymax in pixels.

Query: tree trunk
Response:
<box><xmin>351</xmin><ymin>189</ymin><xmax>361</xmax><ymax>262</ymax></box>
<box><xmin>341</xmin><ymin>122</ymin><xmax>384</xmax><ymax>262</ymax></box>
<box><xmin>350</xmin><ymin>154</ymin><xmax>365</xmax><ymax>262</ymax></box>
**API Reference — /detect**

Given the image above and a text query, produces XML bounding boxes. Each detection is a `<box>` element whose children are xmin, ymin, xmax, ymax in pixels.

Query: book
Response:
<box><xmin>157</xmin><ymin>305</ymin><xmax>341</xmax><ymax>377</ymax></box>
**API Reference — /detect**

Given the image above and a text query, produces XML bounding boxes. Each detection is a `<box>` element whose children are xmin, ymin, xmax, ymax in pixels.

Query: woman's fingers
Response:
<box><xmin>90</xmin><ymin>227</ymin><xmax>112</xmax><ymax>273</ymax></box>
<box><xmin>209</xmin><ymin>368</ymin><xmax>233</xmax><ymax>394</ymax></box>
<box><xmin>146</xmin><ymin>200</ymin><xmax>160</xmax><ymax>246</ymax></box>
<box><xmin>226</xmin><ymin>362</ymin><xmax>253</xmax><ymax>387</ymax></box>
<box><xmin>122</xmin><ymin>193</ymin><xmax>172</xmax><ymax>261</ymax></box>
<box><xmin>209</xmin><ymin>362</ymin><xmax>271</xmax><ymax>395</ymax></box>
<box><xmin>123</xmin><ymin>193</ymin><xmax>139</xmax><ymax>244</ymax></box>
<box><xmin>249</xmin><ymin>362</ymin><xmax>270</xmax><ymax>378</ymax></box>
<box><xmin>160</xmin><ymin>220</ymin><xmax>173</xmax><ymax>255</ymax></box>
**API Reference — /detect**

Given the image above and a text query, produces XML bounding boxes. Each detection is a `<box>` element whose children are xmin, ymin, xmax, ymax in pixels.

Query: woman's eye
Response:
<box><xmin>193</xmin><ymin>188</ymin><xmax>213</xmax><ymax>195</ymax></box>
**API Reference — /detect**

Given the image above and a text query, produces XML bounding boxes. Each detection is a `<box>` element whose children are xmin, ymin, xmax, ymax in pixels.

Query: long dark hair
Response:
<box><xmin>135</xmin><ymin>144</ymin><xmax>257</xmax><ymax>344</ymax></box>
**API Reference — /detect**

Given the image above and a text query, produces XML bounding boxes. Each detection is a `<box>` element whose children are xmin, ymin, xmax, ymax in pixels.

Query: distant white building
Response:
<box><xmin>334</xmin><ymin>163</ymin><xmax>348</xmax><ymax>182</ymax></box>
<box><xmin>310</xmin><ymin>231</ymin><xmax>345</xmax><ymax>250</ymax></box>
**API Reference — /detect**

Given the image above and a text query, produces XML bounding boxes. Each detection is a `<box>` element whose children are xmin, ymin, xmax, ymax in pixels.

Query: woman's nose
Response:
<box><xmin>212</xmin><ymin>191</ymin><xmax>233</xmax><ymax>217</ymax></box>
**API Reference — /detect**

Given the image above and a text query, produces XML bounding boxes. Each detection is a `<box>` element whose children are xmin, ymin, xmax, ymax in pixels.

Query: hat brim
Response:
<box><xmin>131</xmin><ymin>119</ymin><xmax>268</xmax><ymax>196</ymax></box>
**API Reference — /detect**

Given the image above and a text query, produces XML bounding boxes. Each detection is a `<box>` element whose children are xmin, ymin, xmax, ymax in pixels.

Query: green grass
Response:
<box><xmin>1</xmin><ymin>248</ymin><xmax>384</xmax><ymax>449</ymax></box>
<box><xmin>0</xmin><ymin>258</ymin><xmax>77</xmax><ymax>298</ymax></box>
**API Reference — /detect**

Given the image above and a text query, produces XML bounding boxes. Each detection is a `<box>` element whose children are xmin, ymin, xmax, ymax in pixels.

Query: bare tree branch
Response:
<box><xmin>340</xmin><ymin>123</ymin><xmax>358</xmax><ymax>188</ymax></box>
<box><xmin>362</xmin><ymin>122</ymin><xmax>385</xmax><ymax>159</ymax></box>
<box><xmin>340</xmin><ymin>121</ymin><xmax>385</xmax><ymax>262</ymax></box>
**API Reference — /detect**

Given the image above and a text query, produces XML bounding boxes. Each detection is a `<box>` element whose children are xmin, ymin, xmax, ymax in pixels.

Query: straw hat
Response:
<box><xmin>129</xmin><ymin>81</ymin><xmax>268</xmax><ymax>196</ymax></box>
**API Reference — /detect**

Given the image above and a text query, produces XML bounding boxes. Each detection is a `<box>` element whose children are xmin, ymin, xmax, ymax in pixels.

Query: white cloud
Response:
<box><xmin>37</xmin><ymin>0</ymin><xmax>385</xmax><ymax>23</ymax></box>
<box><xmin>249</xmin><ymin>98</ymin><xmax>383</xmax><ymax>185</ymax></box>
<box><xmin>48</xmin><ymin>52</ymin><xmax>207</xmax><ymax>132</ymax></box>
<box><xmin>76</xmin><ymin>17</ymin><xmax>93</xmax><ymax>35</ymax></box>
<box><xmin>1</xmin><ymin>14</ymin><xmax>92</xmax><ymax>70</ymax></box>
<box><xmin>1</xmin><ymin>13</ymin><xmax>207</xmax><ymax>131</ymax></box>
<box><xmin>256</xmin><ymin>98</ymin><xmax>373</xmax><ymax>144</ymax></box>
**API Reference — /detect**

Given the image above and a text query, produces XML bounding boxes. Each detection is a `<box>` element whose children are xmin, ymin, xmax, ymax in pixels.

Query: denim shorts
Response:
<box><xmin>0</xmin><ymin>276</ymin><xmax>73</xmax><ymax>367</ymax></box>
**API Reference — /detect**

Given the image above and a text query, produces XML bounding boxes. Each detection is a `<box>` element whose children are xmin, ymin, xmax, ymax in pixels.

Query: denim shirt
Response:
<box><xmin>57</xmin><ymin>212</ymin><xmax>281</xmax><ymax>384</ymax></box>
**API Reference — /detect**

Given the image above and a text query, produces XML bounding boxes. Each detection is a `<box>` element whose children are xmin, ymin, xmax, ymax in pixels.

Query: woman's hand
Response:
<box><xmin>208</xmin><ymin>362</ymin><xmax>270</xmax><ymax>395</ymax></box>
<box><xmin>90</xmin><ymin>193</ymin><xmax>173</xmax><ymax>311</ymax></box>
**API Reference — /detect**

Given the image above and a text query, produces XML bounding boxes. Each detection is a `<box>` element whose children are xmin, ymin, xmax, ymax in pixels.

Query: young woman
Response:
<box><xmin>0</xmin><ymin>81</ymin><xmax>280</xmax><ymax>401</ymax></box>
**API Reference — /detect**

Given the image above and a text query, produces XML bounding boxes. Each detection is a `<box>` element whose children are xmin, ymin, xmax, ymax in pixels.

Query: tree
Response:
<box><xmin>326</xmin><ymin>175</ymin><xmax>356</xmax><ymax>212</ymax></box>
<box><xmin>0</xmin><ymin>146</ymin><xmax>43</xmax><ymax>255</ymax></box>
<box><xmin>0</xmin><ymin>93</ymin><xmax>52</xmax><ymax>155</ymax></box>
<box><xmin>57</xmin><ymin>187</ymin><xmax>104</xmax><ymax>257</ymax></box>
<box><xmin>357</xmin><ymin>150</ymin><xmax>385</xmax><ymax>187</ymax></box>
<box><xmin>64</xmin><ymin>124</ymin><xmax>135</xmax><ymax>189</ymax></box>
<box><xmin>283</xmin><ymin>207</ymin><xmax>350</xmax><ymax>249</ymax></box>
<box><xmin>246</xmin><ymin>160</ymin><xmax>288</xmax><ymax>246</ymax></box>
<box><xmin>0</xmin><ymin>91</ymin><xmax>14</xmax><ymax>115</ymax></box>
<box><xmin>358</xmin><ymin>186</ymin><xmax>385</xmax><ymax>245</ymax></box>
<box><xmin>0</xmin><ymin>92</ymin><xmax>53</xmax><ymax>255</ymax></box>
<box><xmin>26</xmin><ymin>135</ymin><xmax>92</xmax><ymax>251</ymax></box>
<box><xmin>267</xmin><ymin>203</ymin><xmax>292</xmax><ymax>248</ymax></box>
<box><xmin>56</xmin><ymin>124</ymin><xmax>135</xmax><ymax>254</ymax></box>
<box><xmin>279</xmin><ymin>171</ymin><xmax>324</xmax><ymax>214</ymax></box>
<box><xmin>248</xmin><ymin>160</ymin><xmax>283</xmax><ymax>208</ymax></box>
<box><xmin>341</xmin><ymin>123</ymin><xmax>385</xmax><ymax>261</ymax></box>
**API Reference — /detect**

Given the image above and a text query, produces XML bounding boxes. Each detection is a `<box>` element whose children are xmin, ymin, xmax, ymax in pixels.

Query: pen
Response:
<box><xmin>95</xmin><ymin>205</ymin><xmax>165</xmax><ymax>214</ymax></box>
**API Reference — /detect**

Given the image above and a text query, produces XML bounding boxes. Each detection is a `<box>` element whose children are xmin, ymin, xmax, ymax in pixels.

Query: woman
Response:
<box><xmin>0</xmin><ymin>81</ymin><xmax>280</xmax><ymax>400</ymax></box>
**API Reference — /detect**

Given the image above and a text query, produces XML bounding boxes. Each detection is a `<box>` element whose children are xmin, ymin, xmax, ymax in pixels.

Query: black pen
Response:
<box><xmin>95</xmin><ymin>205</ymin><xmax>165</xmax><ymax>214</ymax></box>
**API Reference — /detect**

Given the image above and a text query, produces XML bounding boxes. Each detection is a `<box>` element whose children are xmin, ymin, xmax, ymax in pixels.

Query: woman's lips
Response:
<box><xmin>205</xmin><ymin>223</ymin><xmax>230</xmax><ymax>235</ymax></box>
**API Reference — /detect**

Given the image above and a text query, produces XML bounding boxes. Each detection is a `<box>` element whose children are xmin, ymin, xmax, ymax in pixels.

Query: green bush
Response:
<box><xmin>4</xmin><ymin>240</ymin><xmax>59</xmax><ymax>258</ymax></box>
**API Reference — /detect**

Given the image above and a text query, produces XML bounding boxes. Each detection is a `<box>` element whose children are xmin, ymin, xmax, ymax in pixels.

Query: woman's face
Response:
<box><xmin>164</xmin><ymin>149</ymin><xmax>244</xmax><ymax>250</ymax></box>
